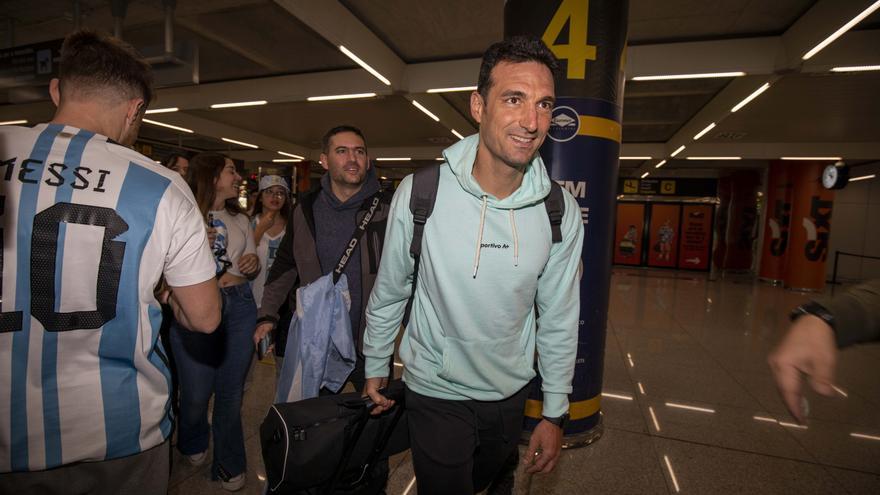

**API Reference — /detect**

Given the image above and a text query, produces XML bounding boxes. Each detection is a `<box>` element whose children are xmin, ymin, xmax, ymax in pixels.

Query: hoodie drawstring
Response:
<box><xmin>472</xmin><ymin>195</ymin><xmax>488</xmax><ymax>278</ymax></box>
<box><xmin>508</xmin><ymin>209</ymin><xmax>519</xmax><ymax>267</ymax></box>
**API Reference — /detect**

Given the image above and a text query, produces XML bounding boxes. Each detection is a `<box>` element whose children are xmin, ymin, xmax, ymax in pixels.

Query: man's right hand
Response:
<box><xmin>253</xmin><ymin>321</ymin><xmax>274</xmax><ymax>348</ymax></box>
<box><xmin>768</xmin><ymin>314</ymin><xmax>838</xmax><ymax>423</ymax></box>
<box><xmin>364</xmin><ymin>376</ymin><xmax>394</xmax><ymax>415</ymax></box>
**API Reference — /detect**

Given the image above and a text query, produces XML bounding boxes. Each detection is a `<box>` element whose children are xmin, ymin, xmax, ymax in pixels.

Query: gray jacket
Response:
<box><xmin>816</xmin><ymin>279</ymin><xmax>880</xmax><ymax>348</ymax></box>
<box><xmin>257</xmin><ymin>184</ymin><xmax>392</xmax><ymax>354</ymax></box>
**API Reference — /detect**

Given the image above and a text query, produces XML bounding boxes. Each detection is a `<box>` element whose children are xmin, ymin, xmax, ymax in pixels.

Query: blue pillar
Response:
<box><xmin>506</xmin><ymin>0</ymin><xmax>629</xmax><ymax>445</ymax></box>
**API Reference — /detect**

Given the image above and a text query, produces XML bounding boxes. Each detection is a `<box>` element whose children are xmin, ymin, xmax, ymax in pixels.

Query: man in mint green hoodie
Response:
<box><xmin>363</xmin><ymin>36</ymin><xmax>584</xmax><ymax>494</ymax></box>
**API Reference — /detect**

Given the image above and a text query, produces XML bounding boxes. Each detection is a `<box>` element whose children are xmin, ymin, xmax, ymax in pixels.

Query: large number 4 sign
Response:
<box><xmin>542</xmin><ymin>0</ymin><xmax>598</xmax><ymax>79</ymax></box>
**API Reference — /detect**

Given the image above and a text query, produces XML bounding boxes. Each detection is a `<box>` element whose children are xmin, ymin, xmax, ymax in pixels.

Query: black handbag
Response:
<box><xmin>261</xmin><ymin>380</ymin><xmax>408</xmax><ymax>494</ymax></box>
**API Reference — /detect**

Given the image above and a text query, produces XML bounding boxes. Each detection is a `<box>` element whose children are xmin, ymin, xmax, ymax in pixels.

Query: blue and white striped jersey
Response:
<box><xmin>0</xmin><ymin>123</ymin><xmax>216</xmax><ymax>472</ymax></box>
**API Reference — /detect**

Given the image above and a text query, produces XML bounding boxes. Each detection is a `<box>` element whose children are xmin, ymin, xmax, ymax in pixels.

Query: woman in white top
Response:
<box><xmin>250</xmin><ymin>175</ymin><xmax>290</xmax><ymax>308</ymax></box>
<box><xmin>250</xmin><ymin>175</ymin><xmax>293</xmax><ymax>376</ymax></box>
<box><xmin>169</xmin><ymin>153</ymin><xmax>260</xmax><ymax>491</ymax></box>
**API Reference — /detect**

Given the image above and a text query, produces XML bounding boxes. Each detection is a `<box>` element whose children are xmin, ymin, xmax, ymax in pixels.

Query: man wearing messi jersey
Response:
<box><xmin>0</xmin><ymin>30</ymin><xmax>221</xmax><ymax>494</ymax></box>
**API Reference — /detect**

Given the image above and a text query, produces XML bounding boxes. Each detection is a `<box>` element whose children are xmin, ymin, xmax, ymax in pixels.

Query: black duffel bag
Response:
<box><xmin>261</xmin><ymin>380</ymin><xmax>409</xmax><ymax>494</ymax></box>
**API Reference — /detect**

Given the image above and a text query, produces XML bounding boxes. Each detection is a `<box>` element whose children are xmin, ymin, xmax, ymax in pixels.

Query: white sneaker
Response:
<box><xmin>186</xmin><ymin>450</ymin><xmax>207</xmax><ymax>466</ymax></box>
<box><xmin>221</xmin><ymin>473</ymin><xmax>246</xmax><ymax>491</ymax></box>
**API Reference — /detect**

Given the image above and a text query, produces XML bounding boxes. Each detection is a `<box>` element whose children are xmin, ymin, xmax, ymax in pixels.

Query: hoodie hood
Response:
<box><xmin>319</xmin><ymin>166</ymin><xmax>381</xmax><ymax>210</ymax></box>
<box><xmin>442</xmin><ymin>133</ymin><xmax>552</xmax><ymax>210</ymax></box>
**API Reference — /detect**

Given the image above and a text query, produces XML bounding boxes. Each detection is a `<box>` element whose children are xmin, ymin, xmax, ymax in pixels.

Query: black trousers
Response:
<box><xmin>406</xmin><ymin>385</ymin><xmax>529</xmax><ymax>495</ymax></box>
<box><xmin>0</xmin><ymin>440</ymin><xmax>170</xmax><ymax>495</ymax></box>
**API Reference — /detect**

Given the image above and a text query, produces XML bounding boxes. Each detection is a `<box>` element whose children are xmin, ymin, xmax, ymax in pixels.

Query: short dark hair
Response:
<box><xmin>161</xmin><ymin>152</ymin><xmax>188</xmax><ymax>169</ymax></box>
<box><xmin>58</xmin><ymin>30</ymin><xmax>154</xmax><ymax>107</ymax></box>
<box><xmin>477</xmin><ymin>35</ymin><xmax>559</xmax><ymax>99</ymax></box>
<box><xmin>321</xmin><ymin>125</ymin><xmax>366</xmax><ymax>154</ymax></box>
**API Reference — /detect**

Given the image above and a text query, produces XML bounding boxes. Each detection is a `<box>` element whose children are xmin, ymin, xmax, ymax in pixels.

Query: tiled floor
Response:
<box><xmin>169</xmin><ymin>269</ymin><xmax>880</xmax><ymax>494</ymax></box>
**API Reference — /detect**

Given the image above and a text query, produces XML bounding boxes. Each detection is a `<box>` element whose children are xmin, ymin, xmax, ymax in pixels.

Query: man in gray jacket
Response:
<box><xmin>253</xmin><ymin>125</ymin><xmax>391</xmax><ymax>392</ymax></box>
<box><xmin>769</xmin><ymin>279</ymin><xmax>880</xmax><ymax>422</ymax></box>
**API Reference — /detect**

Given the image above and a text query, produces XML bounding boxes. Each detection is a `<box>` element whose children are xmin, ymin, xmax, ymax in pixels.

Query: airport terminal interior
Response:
<box><xmin>1</xmin><ymin>0</ymin><xmax>879</xmax><ymax>494</ymax></box>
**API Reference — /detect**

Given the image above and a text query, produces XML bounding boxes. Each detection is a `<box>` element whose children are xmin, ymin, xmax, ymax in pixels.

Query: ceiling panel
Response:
<box><xmin>186</xmin><ymin>95</ymin><xmax>462</xmax><ymax>149</ymax></box>
<box><xmin>340</xmin><ymin>0</ymin><xmax>504</xmax><ymax>62</ymax></box>
<box><xmin>709</xmin><ymin>72</ymin><xmax>880</xmax><ymax>143</ymax></box>
<box><xmin>628</xmin><ymin>0</ymin><xmax>814</xmax><ymax>44</ymax></box>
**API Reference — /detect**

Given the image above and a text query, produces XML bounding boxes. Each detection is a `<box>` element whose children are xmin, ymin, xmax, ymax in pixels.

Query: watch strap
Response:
<box><xmin>790</xmin><ymin>301</ymin><xmax>835</xmax><ymax>330</ymax></box>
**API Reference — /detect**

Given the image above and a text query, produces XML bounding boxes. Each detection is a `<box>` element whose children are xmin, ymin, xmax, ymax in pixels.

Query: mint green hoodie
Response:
<box><xmin>363</xmin><ymin>134</ymin><xmax>583</xmax><ymax>417</ymax></box>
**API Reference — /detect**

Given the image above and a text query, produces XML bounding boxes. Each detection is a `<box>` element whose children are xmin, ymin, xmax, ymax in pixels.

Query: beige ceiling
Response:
<box><xmin>0</xmin><ymin>0</ymin><xmax>878</xmax><ymax>179</ymax></box>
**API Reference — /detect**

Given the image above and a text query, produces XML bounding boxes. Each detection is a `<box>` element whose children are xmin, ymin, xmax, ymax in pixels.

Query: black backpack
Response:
<box><xmin>403</xmin><ymin>164</ymin><xmax>565</xmax><ymax>325</ymax></box>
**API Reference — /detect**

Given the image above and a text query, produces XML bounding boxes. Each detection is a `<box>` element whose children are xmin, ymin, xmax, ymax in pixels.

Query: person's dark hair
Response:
<box><xmin>477</xmin><ymin>35</ymin><xmax>559</xmax><ymax>99</ymax></box>
<box><xmin>161</xmin><ymin>152</ymin><xmax>188</xmax><ymax>170</ymax></box>
<box><xmin>186</xmin><ymin>153</ymin><xmax>242</xmax><ymax>217</ymax></box>
<box><xmin>58</xmin><ymin>29</ymin><xmax>154</xmax><ymax>107</ymax></box>
<box><xmin>252</xmin><ymin>187</ymin><xmax>291</xmax><ymax>222</ymax></box>
<box><xmin>321</xmin><ymin>125</ymin><xmax>366</xmax><ymax>154</ymax></box>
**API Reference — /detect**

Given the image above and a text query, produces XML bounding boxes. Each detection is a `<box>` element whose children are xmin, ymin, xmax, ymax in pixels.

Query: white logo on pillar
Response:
<box><xmin>802</xmin><ymin>217</ymin><xmax>817</xmax><ymax>241</ymax></box>
<box><xmin>548</xmin><ymin>106</ymin><xmax>580</xmax><ymax>142</ymax></box>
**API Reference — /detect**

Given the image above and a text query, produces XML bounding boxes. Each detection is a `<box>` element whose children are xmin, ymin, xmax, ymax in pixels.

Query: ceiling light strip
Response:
<box><xmin>632</xmin><ymin>71</ymin><xmax>745</xmax><ymax>81</ymax></box>
<box><xmin>850</xmin><ymin>432</ymin><xmax>880</xmax><ymax>441</ymax></box>
<box><xmin>802</xmin><ymin>0</ymin><xmax>880</xmax><ymax>60</ymax></box>
<box><xmin>693</xmin><ymin>122</ymin><xmax>716</xmax><ymax>140</ymax></box>
<box><xmin>210</xmin><ymin>100</ymin><xmax>267</xmax><ymax>109</ymax></box>
<box><xmin>640</xmin><ymin>172</ymin><xmax>650</xmax><ymax>179</ymax></box>
<box><xmin>665</xmin><ymin>402</ymin><xmax>716</xmax><ymax>413</ymax></box>
<box><xmin>411</xmin><ymin>100</ymin><xmax>440</xmax><ymax>122</ymax></box>
<box><xmin>307</xmin><ymin>93</ymin><xmax>377</xmax><ymax>102</ymax></box>
<box><xmin>648</xmin><ymin>406</ymin><xmax>661</xmax><ymax>432</ymax></box>
<box><xmin>620</xmin><ymin>156</ymin><xmax>652</xmax><ymax>160</ymax></box>
<box><xmin>272</xmin><ymin>159</ymin><xmax>302</xmax><ymax>163</ymax></box>
<box><xmin>376</xmin><ymin>157</ymin><xmax>412</xmax><ymax>161</ymax></box>
<box><xmin>849</xmin><ymin>174</ymin><xmax>876</xmax><ymax>182</ymax></box>
<box><xmin>753</xmin><ymin>415</ymin><xmax>778</xmax><ymax>423</ymax></box>
<box><xmin>731</xmin><ymin>82</ymin><xmax>771</xmax><ymax>112</ymax></box>
<box><xmin>601</xmin><ymin>392</ymin><xmax>634</xmax><ymax>401</ymax></box>
<box><xmin>831</xmin><ymin>65</ymin><xmax>880</xmax><ymax>72</ymax></box>
<box><xmin>780</xmin><ymin>156</ymin><xmax>842</xmax><ymax>161</ymax></box>
<box><xmin>663</xmin><ymin>456</ymin><xmax>681</xmax><ymax>493</ymax></box>
<box><xmin>221</xmin><ymin>137</ymin><xmax>259</xmax><ymax>149</ymax></box>
<box><xmin>451</xmin><ymin>129</ymin><xmax>465</xmax><ymax>140</ymax></box>
<box><xmin>339</xmin><ymin>45</ymin><xmax>391</xmax><ymax>86</ymax></box>
<box><xmin>778</xmin><ymin>421</ymin><xmax>808</xmax><ymax>430</ymax></box>
<box><xmin>685</xmin><ymin>156</ymin><xmax>742</xmax><ymax>160</ymax></box>
<box><xmin>655</xmin><ymin>160</ymin><xmax>667</xmax><ymax>169</ymax></box>
<box><xmin>0</xmin><ymin>119</ymin><xmax>27</xmax><ymax>125</ymax></box>
<box><xmin>142</xmin><ymin>118</ymin><xmax>193</xmax><ymax>133</ymax></box>
<box><xmin>670</xmin><ymin>145</ymin><xmax>686</xmax><ymax>157</ymax></box>
<box><xmin>427</xmin><ymin>86</ymin><xmax>478</xmax><ymax>93</ymax></box>
<box><xmin>144</xmin><ymin>107</ymin><xmax>178</xmax><ymax>114</ymax></box>
<box><xmin>278</xmin><ymin>151</ymin><xmax>305</xmax><ymax>160</ymax></box>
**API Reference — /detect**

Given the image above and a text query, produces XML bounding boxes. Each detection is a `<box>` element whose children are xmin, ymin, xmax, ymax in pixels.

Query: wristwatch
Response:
<box><xmin>542</xmin><ymin>413</ymin><xmax>569</xmax><ymax>429</ymax></box>
<box><xmin>789</xmin><ymin>301</ymin><xmax>835</xmax><ymax>330</ymax></box>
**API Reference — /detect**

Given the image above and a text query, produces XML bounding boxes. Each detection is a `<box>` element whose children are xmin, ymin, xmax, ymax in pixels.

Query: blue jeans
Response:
<box><xmin>170</xmin><ymin>283</ymin><xmax>256</xmax><ymax>480</ymax></box>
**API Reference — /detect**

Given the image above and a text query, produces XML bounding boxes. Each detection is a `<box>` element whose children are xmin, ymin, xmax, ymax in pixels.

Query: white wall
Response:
<box><xmin>827</xmin><ymin>162</ymin><xmax>880</xmax><ymax>282</ymax></box>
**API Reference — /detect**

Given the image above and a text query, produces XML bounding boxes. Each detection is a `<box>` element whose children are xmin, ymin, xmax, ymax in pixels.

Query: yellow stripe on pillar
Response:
<box><xmin>577</xmin><ymin>115</ymin><xmax>622</xmax><ymax>143</ymax></box>
<box><xmin>524</xmin><ymin>395</ymin><xmax>602</xmax><ymax>420</ymax></box>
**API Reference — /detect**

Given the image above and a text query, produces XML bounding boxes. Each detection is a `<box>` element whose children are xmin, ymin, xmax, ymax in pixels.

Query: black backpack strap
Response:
<box><xmin>544</xmin><ymin>181</ymin><xmax>565</xmax><ymax>244</ymax></box>
<box><xmin>404</xmin><ymin>165</ymin><xmax>441</xmax><ymax>326</ymax></box>
<box><xmin>409</xmin><ymin>165</ymin><xmax>441</xmax><ymax>257</ymax></box>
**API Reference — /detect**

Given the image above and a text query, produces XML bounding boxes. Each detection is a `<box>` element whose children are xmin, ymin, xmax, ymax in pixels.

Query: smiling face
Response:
<box><xmin>471</xmin><ymin>61</ymin><xmax>556</xmax><ymax>170</ymax></box>
<box><xmin>319</xmin><ymin>131</ymin><xmax>369</xmax><ymax>189</ymax></box>
<box><xmin>213</xmin><ymin>158</ymin><xmax>241</xmax><ymax>203</ymax></box>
